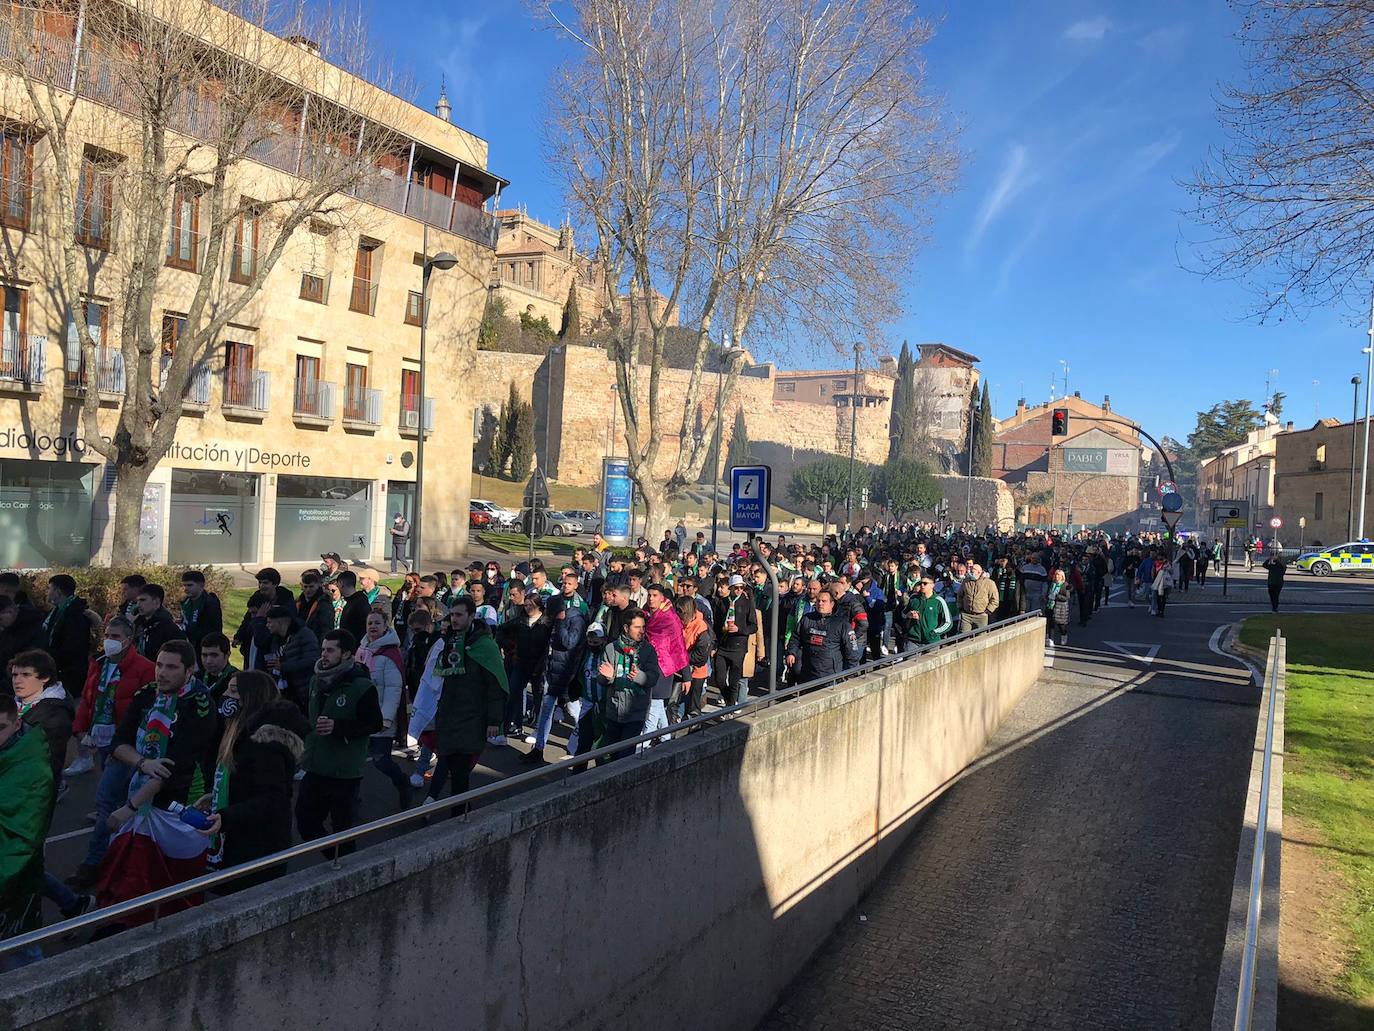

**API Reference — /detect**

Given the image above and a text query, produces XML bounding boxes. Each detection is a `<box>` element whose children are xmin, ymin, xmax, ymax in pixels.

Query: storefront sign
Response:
<box><xmin>1062</xmin><ymin>447</ymin><xmax>1135</xmax><ymax>475</ymax></box>
<box><xmin>167</xmin><ymin>441</ymin><xmax>312</xmax><ymax>469</ymax></box>
<box><xmin>0</xmin><ymin>428</ymin><xmax>111</xmax><ymax>457</ymax></box>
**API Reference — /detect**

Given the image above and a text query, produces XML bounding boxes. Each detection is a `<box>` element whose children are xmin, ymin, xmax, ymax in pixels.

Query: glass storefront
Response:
<box><xmin>274</xmin><ymin>475</ymin><xmax>373</xmax><ymax>562</ymax></box>
<box><xmin>168</xmin><ymin>469</ymin><xmax>260</xmax><ymax>564</ymax></box>
<box><xmin>0</xmin><ymin>459</ymin><xmax>96</xmax><ymax>568</ymax></box>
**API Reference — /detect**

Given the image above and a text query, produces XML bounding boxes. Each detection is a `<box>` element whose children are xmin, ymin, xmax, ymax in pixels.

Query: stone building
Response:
<box><xmin>1272</xmin><ymin>417</ymin><xmax>1374</xmax><ymax>547</ymax></box>
<box><xmin>0</xmin><ymin>3</ymin><xmax>503</xmax><ymax>567</ymax></box>
<box><xmin>1196</xmin><ymin>418</ymin><xmax>1291</xmax><ymax>535</ymax></box>
<box><xmin>993</xmin><ymin>394</ymin><xmax>1147</xmax><ymax>529</ymax></box>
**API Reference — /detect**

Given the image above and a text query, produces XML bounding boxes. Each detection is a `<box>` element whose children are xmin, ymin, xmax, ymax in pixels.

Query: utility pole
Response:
<box><xmin>845</xmin><ymin>343</ymin><xmax>860</xmax><ymax>532</ymax></box>
<box><xmin>1059</xmin><ymin>359</ymin><xmax>1069</xmax><ymax>399</ymax></box>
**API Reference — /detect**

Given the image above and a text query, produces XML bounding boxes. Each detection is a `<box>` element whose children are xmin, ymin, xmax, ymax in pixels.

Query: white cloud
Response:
<box><xmin>969</xmin><ymin>144</ymin><xmax>1029</xmax><ymax>250</ymax></box>
<box><xmin>1064</xmin><ymin>17</ymin><xmax>1111</xmax><ymax>43</ymax></box>
<box><xmin>1139</xmin><ymin>25</ymin><xmax>1189</xmax><ymax>57</ymax></box>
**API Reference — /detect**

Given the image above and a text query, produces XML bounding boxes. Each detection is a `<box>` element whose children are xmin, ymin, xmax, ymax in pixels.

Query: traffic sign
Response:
<box><xmin>1269</xmin><ymin>516</ymin><xmax>1283</xmax><ymax>529</ymax></box>
<box><xmin>728</xmin><ymin>464</ymin><xmax>771</xmax><ymax>533</ymax></box>
<box><xmin>1209</xmin><ymin>499</ymin><xmax>1249</xmax><ymax>530</ymax></box>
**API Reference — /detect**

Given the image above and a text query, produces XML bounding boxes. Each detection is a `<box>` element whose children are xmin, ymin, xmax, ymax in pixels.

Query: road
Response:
<box><xmin>759</xmin><ymin>573</ymin><xmax>1374</xmax><ymax>1031</ymax></box>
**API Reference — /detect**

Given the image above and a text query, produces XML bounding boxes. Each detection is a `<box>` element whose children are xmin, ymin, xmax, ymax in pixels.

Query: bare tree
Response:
<box><xmin>1190</xmin><ymin>0</ymin><xmax>1374</xmax><ymax>317</ymax></box>
<box><xmin>0</xmin><ymin>0</ymin><xmax>407</xmax><ymax>561</ymax></box>
<box><xmin>544</xmin><ymin>0</ymin><xmax>956</xmax><ymax>540</ymax></box>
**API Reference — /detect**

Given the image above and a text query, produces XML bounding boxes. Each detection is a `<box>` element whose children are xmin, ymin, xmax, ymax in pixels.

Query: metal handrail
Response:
<box><xmin>1234</xmin><ymin>630</ymin><xmax>1283</xmax><ymax>1031</ymax></box>
<box><xmin>0</xmin><ymin>614</ymin><xmax>1040</xmax><ymax>957</ymax></box>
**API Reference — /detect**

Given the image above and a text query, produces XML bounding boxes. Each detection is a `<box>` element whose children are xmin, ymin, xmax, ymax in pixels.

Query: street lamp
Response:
<box><xmin>1350</xmin><ymin>374</ymin><xmax>1362</xmax><ymax>542</ymax></box>
<box><xmin>710</xmin><ymin>339</ymin><xmax>746</xmax><ymax>552</ymax></box>
<box><xmin>1361</xmin><ymin>328</ymin><xmax>1373</xmax><ymax>538</ymax></box>
<box><xmin>412</xmin><ymin>230</ymin><xmax>458</xmax><ymax>572</ymax></box>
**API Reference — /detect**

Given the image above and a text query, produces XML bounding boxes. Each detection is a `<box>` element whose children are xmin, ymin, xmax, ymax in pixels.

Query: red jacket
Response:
<box><xmin>74</xmin><ymin>649</ymin><xmax>156</xmax><ymax>734</ymax></box>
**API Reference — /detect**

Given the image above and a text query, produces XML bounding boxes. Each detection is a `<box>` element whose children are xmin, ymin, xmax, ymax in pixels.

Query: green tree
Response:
<box><xmin>519</xmin><ymin>310</ymin><xmax>557</xmax><ymax>345</ymax></box>
<box><xmin>1266</xmin><ymin>391</ymin><xmax>1286</xmax><ymax>420</ymax></box>
<box><xmin>725</xmin><ymin>408</ymin><xmax>752</xmax><ymax>469</ymax></box>
<box><xmin>509</xmin><ymin>401</ymin><xmax>536</xmax><ymax>481</ymax></box>
<box><xmin>488</xmin><ymin>400</ymin><xmax>509</xmax><ymax>478</ymax></box>
<box><xmin>787</xmin><ymin>456</ymin><xmax>866</xmax><ymax>521</ymax></box>
<box><xmin>559</xmin><ymin>282</ymin><xmax>582</xmax><ymax>343</ymax></box>
<box><xmin>964</xmin><ymin>382</ymin><xmax>980</xmax><ymax>474</ymax></box>
<box><xmin>1186</xmin><ymin>399</ymin><xmax>1262</xmax><ymax>459</ymax></box>
<box><xmin>972</xmin><ymin>380</ymin><xmax>995</xmax><ymax>477</ymax></box>
<box><xmin>478</xmin><ymin>295</ymin><xmax>510</xmax><ymax>349</ymax></box>
<box><xmin>876</xmin><ymin>457</ymin><xmax>941</xmax><ymax>517</ymax></box>
<box><xmin>887</xmin><ymin>341</ymin><xmax>915</xmax><ymax>461</ymax></box>
<box><xmin>496</xmin><ymin>382</ymin><xmax>522</xmax><ymax>478</ymax></box>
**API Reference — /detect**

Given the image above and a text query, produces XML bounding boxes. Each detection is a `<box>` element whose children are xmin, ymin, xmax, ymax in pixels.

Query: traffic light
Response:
<box><xmin>1051</xmin><ymin>408</ymin><xmax>1069</xmax><ymax>436</ymax></box>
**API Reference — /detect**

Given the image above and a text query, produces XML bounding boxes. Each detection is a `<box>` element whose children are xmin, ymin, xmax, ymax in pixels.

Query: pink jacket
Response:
<box><xmin>645</xmin><ymin>603</ymin><xmax>689</xmax><ymax>678</ymax></box>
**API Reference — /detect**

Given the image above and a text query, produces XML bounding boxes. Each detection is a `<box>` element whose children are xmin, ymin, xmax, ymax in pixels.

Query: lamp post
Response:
<box><xmin>1361</xmin><ymin>329</ymin><xmax>1373</xmax><ymax>538</ymax></box>
<box><xmin>845</xmin><ymin>343</ymin><xmax>860</xmax><ymax>533</ymax></box>
<box><xmin>710</xmin><ymin>339</ymin><xmax>746</xmax><ymax>553</ymax></box>
<box><xmin>1351</xmin><ymin>374</ymin><xmax>1362</xmax><ymax>541</ymax></box>
<box><xmin>412</xmin><ymin>226</ymin><xmax>458</xmax><ymax>572</ymax></box>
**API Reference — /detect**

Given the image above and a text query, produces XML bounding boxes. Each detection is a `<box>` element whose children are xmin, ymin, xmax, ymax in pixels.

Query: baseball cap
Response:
<box><xmin>320</xmin><ymin>551</ymin><xmax>343</xmax><ymax>563</ymax></box>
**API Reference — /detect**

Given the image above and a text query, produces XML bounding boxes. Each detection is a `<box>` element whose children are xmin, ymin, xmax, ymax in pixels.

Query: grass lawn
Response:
<box><xmin>477</xmin><ymin>532</ymin><xmax>579</xmax><ymax>556</ymax></box>
<box><xmin>1241</xmin><ymin>613</ymin><xmax>1374</xmax><ymax>1002</ymax></box>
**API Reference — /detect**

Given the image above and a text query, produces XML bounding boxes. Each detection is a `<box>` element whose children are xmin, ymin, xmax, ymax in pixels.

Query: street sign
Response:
<box><xmin>1269</xmin><ymin>516</ymin><xmax>1283</xmax><ymax>529</ymax></box>
<box><xmin>728</xmin><ymin>464</ymin><xmax>771</xmax><ymax>533</ymax></box>
<box><xmin>600</xmin><ymin>458</ymin><xmax>633</xmax><ymax>545</ymax></box>
<box><xmin>1209</xmin><ymin>499</ymin><xmax>1249</xmax><ymax>530</ymax></box>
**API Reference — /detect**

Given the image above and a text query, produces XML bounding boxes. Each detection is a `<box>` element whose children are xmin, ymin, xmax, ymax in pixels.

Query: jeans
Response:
<box><xmin>1268</xmin><ymin>584</ymin><xmax>1281</xmax><ymax>612</ymax></box>
<box><xmin>43</xmin><ymin>871</ymin><xmax>80</xmax><ymax>914</ymax></box>
<box><xmin>638</xmin><ymin>699</ymin><xmax>669</xmax><ymax>751</ymax></box>
<box><xmin>84</xmin><ymin>750</ymin><xmax>133</xmax><ymax>869</ymax></box>
<box><xmin>390</xmin><ymin>538</ymin><xmax>410</xmax><ymax>574</ymax></box>
<box><xmin>505</xmin><ymin>666</ymin><xmax>542</xmax><ymax>732</ymax></box>
<box><xmin>368</xmin><ymin>736</ymin><xmax>408</xmax><ymax>791</ymax></box>
<box><xmin>295</xmin><ymin>773</ymin><xmax>362</xmax><ymax>859</ymax></box>
<box><xmin>600</xmin><ymin>718</ymin><xmax>642</xmax><ymax>762</ymax></box>
<box><xmin>713</xmin><ymin>649</ymin><xmax>746</xmax><ymax>706</ymax></box>
<box><xmin>533</xmin><ymin>692</ymin><xmax>574</xmax><ymax>751</ymax></box>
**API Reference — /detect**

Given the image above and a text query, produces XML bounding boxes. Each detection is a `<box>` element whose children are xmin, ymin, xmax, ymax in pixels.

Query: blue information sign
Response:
<box><xmin>601</xmin><ymin>458</ymin><xmax>633</xmax><ymax>544</ymax></box>
<box><xmin>729</xmin><ymin>464</ymin><xmax>771</xmax><ymax>533</ymax></box>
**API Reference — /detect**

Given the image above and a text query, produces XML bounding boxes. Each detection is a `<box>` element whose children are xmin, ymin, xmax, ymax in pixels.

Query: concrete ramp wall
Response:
<box><xmin>3</xmin><ymin>618</ymin><xmax>1045</xmax><ymax>1031</ymax></box>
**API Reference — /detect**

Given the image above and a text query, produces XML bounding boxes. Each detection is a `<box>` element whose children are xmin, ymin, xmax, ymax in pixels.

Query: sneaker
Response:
<box><xmin>524</xmin><ymin>734</ymin><xmax>538</xmax><ymax>745</ymax></box>
<box><xmin>421</xmin><ymin>795</ymin><xmax>437</xmax><ymax>807</ymax></box>
<box><xmin>60</xmin><ymin>893</ymin><xmax>94</xmax><ymax>920</ymax></box>
<box><xmin>56</xmin><ymin>780</ymin><xmax>69</xmax><ymax>802</ymax></box>
<box><xmin>520</xmin><ymin>747</ymin><xmax>547</xmax><ymax>765</ymax></box>
<box><xmin>487</xmin><ymin>734</ymin><xmax>507</xmax><ymax>747</ymax></box>
<box><xmin>65</xmin><ymin>863</ymin><xmax>100</xmax><ymax>890</ymax></box>
<box><xmin>293</xmin><ymin>768</ymin><xmax>305</xmax><ymax>782</ymax></box>
<box><xmin>409</xmin><ymin>772</ymin><xmax>426</xmax><ymax>788</ymax></box>
<box><xmin>63</xmin><ymin>756</ymin><xmax>95</xmax><ymax>777</ymax></box>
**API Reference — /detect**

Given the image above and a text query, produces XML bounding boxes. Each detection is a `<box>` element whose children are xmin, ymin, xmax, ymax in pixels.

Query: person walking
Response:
<box><xmin>956</xmin><ymin>563</ymin><xmax>999</xmax><ymax>633</ymax></box>
<box><xmin>260</xmin><ymin>605</ymin><xmax>321</xmax><ymax>711</ymax></box>
<box><xmin>596</xmin><ymin>611</ymin><xmax>660</xmax><ymax>759</ymax></box>
<box><xmin>1196</xmin><ymin>540</ymin><xmax>1211</xmax><ymax>588</ymax></box>
<box><xmin>786</xmin><ymin>590</ymin><xmax>857</xmax><ymax>682</ymax></box>
<box><xmin>712</xmin><ymin>574</ymin><xmax>757</xmax><ymax>706</ymax></box>
<box><xmin>0</xmin><ymin>693</ymin><xmax>53</xmax><ymax>970</ymax></box>
<box><xmin>1044</xmin><ymin>569</ymin><xmax>1073</xmax><ymax>646</ymax></box>
<box><xmin>1263</xmin><ymin>553</ymin><xmax>1288</xmax><ymax>612</ymax></box>
<box><xmin>42</xmin><ymin>574</ymin><xmax>92</xmax><ymax>704</ymax></box>
<box><xmin>1151</xmin><ymin>558</ymin><xmax>1176</xmax><ymax>618</ymax></box>
<box><xmin>389</xmin><ymin>511</ymin><xmax>413</xmax><ymax>574</ymax></box>
<box><xmin>134</xmin><ymin>584</ymin><xmax>188</xmax><ymax>662</ymax></box>
<box><xmin>676</xmin><ymin>595</ymin><xmax>713</xmax><ymax>719</ymax></box>
<box><xmin>357</xmin><ymin>611</ymin><xmax>411</xmax><ymax>809</ymax></box>
<box><xmin>905</xmin><ymin>577</ymin><xmax>954</xmax><ymax>646</ymax></box>
<box><xmin>178</xmin><ymin>570</ymin><xmax>223</xmax><ymax>659</ymax></box>
<box><xmin>431</xmin><ymin>597</ymin><xmax>509</xmax><ymax>805</ymax></box>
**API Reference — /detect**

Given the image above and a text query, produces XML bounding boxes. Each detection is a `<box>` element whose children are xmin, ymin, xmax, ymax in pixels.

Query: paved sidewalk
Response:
<box><xmin>760</xmin><ymin>601</ymin><xmax>1262</xmax><ymax>1031</ymax></box>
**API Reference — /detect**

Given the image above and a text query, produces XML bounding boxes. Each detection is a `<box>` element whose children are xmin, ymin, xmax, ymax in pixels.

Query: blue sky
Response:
<box><xmin>370</xmin><ymin>1</ymin><xmax>1371</xmax><ymax>441</ymax></box>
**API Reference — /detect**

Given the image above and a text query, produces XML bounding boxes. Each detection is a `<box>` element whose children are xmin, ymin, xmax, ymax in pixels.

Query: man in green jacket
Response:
<box><xmin>905</xmin><ymin>577</ymin><xmax>954</xmax><ymax>646</ymax></box>
<box><xmin>0</xmin><ymin>692</ymin><xmax>53</xmax><ymax>969</ymax></box>
<box><xmin>296</xmin><ymin>629</ymin><xmax>382</xmax><ymax>858</ymax></box>
<box><xmin>432</xmin><ymin>596</ymin><xmax>508</xmax><ymax>805</ymax></box>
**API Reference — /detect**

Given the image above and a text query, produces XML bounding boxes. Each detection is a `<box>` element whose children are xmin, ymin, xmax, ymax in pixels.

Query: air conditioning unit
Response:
<box><xmin>401</xmin><ymin>408</ymin><xmax>419</xmax><ymax>429</ymax></box>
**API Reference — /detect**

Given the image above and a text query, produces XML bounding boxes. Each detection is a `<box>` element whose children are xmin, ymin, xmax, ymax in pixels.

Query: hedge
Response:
<box><xmin>13</xmin><ymin>566</ymin><xmax>235</xmax><ymax>619</ymax></box>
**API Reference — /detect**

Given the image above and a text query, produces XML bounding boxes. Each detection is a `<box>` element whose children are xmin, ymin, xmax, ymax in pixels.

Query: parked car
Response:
<box><xmin>470</xmin><ymin>499</ymin><xmax>518</xmax><ymax>528</ymax></box>
<box><xmin>469</xmin><ymin>504</ymin><xmax>492</xmax><ymax>528</ymax></box>
<box><xmin>563</xmin><ymin>509</ymin><xmax>601</xmax><ymax>534</ymax></box>
<box><xmin>547</xmin><ymin>511</ymin><xmax>585</xmax><ymax>536</ymax></box>
<box><xmin>513</xmin><ymin>508</ymin><xmax>584</xmax><ymax>536</ymax></box>
<box><xmin>1294</xmin><ymin>541</ymin><xmax>1374</xmax><ymax>576</ymax></box>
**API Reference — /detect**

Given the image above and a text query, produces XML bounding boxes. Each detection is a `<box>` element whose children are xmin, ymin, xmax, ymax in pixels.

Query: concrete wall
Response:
<box><xmin>1</xmin><ymin>619</ymin><xmax>1044</xmax><ymax>1031</ymax></box>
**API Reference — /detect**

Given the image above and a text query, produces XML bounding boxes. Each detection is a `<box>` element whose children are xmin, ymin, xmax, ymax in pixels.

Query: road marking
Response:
<box><xmin>1208</xmin><ymin>623</ymin><xmax>1262</xmax><ymax>686</ymax></box>
<box><xmin>1102</xmin><ymin>640</ymin><xmax>1161</xmax><ymax>665</ymax></box>
<box><xmin>1044</xmin><ymin>638</ymin><xmax>1055</xmax><ymax>667</ymax></box>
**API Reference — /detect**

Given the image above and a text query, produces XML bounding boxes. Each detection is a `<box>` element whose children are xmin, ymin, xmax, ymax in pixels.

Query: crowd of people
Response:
<box><xmin>1</xmin><ymin>520</ymin><xmax>1250</xmax><ymax>966</ymax></box>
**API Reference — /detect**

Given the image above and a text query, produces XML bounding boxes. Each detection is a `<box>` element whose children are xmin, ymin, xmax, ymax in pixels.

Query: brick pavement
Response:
<box><xmin>759</xmin><ymin>613</ymin><xmax>1259</xmax><ymax>1031</ymax></box>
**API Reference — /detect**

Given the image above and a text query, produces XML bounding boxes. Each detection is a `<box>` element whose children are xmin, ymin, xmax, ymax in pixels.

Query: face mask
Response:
<box><xmin>103</xmin><ymin>638</ymin><xmax>123</xmax><ymax>659</ymax></box>
<box><xmin>218</xmin><ymin>696</ymin><xmax>240</xmax><ymax>719</ymax></box>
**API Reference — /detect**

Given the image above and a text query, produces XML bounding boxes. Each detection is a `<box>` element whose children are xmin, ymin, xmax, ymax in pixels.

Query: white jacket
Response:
<box><xmin>407</xmin><ymin>636</ymin><xmax>447</xmax><ymax>745</ymax></box>
<box><xmin>357</xmin><ymin>628</ymin><xmax>404</xmax><ymax>737</ymax></box>
<box><xmin>1151</xmin><ymin>566</ymin><xmax>1175</xmax><ymax>594</ymax></box>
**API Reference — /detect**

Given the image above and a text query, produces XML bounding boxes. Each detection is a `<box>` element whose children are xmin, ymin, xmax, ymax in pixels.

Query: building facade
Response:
<box><xmin>992</xmin><ymin>394</ymin><xmax>1146</xmax><ymax>528</ymax></box>
<box><xmin>1272</xmin><ymin>418</ymin><xmax>1374</xmax><ymax>548</ymax></box>
<box><xmin>0</xmin><ymin>2</ymin><xmax>503</xmax><ymax>568</ymax></box>
<box><xmin>1195</xmin><ymin>420</ymin><xmax>1291</xmax><ymax>536</ymax></box>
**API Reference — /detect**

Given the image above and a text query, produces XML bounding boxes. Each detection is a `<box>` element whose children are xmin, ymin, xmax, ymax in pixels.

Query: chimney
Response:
<box><xmin>1016</xmin><ymin>397</ymin><xmax>1027</xmax><ymax>415</ymax></box>
<box><xmin>1073</xmin><ymin>390</ymin><xmax>1081</xmax><ymax>398</ymax></box>
<box><xmin>1102</xmin><ymin>394</ymin><xmax>1111</xmax><ymax>412</ymax></box>
<box><xmin>1285</xmin><ymin>420</ymin><xmax>1294</xmax><ymax>432</ymax></box>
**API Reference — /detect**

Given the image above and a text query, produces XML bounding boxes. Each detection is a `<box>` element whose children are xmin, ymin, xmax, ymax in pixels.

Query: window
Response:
<box><xmin>349</xmin><ymin>239</ymin><xmax>379</xmax><ymax>314</ymax></box>
<box><xmin>0</xmin><ymin>129</ymin><xmax>32</xmax><ymax>230</ymax></box>
<box><xmin>779</xmin><ymin>382</ymin><xmax>795</xmax><ymax>394</ymax></box>
<box><xmin>64</xmin><ymin>301</ymin><xmax>107</xmax><ymax>387</ymax></box>
<box><xmin>344</xmin><ymin>359</ymin><xmax>368</xmax><ymax>420</ymax></box>
<box><xmin>1315</xmin><ymin>492</ymin><xmax>1324</xmax><ymax>521</ymax></box>
<box><xmin>223</xmin><ymin>341</ymin><xmax>255</xmax><ymax>405</ymax></box>
<box><xmin>294</xmin><ymin>354</ymin><xmax>321</xmax><ymax>414</ymax></box>
<box><xmin>405</xmin><ymin>290</ymin><xmax>423</xmax><ymax>326</ymax></box>
<box><xmin>166</xmin><ymin>182</ymin><xmax>202</xmax><ymax>271</ymax></box>
<box><xmin>300</xmin><ymin>270</ymin><xmax>326</xmax><ymax>303</ymax></box>
<box><xmin>833</xmin><ymin>379</ymin><xmax>848</xmax><ymax>390</ymax></box>
<box><xmin>1</xmin><ymin>286</ymin><xmax>29</xmax><ymax>379</ymax></box>
<box><xmin>76</xmin><ymin>150</ymin><xmax>116</xmax><ymax>249</ymax></box>
<box><xmin>161</xmin><ymin>313</ymin><xmax>186</xmax><ymax>358</ymax></box>
<box><xmin>229</xmin><ymin>205</ymin><xmax>260</xmax><ymax>284</ymax></box>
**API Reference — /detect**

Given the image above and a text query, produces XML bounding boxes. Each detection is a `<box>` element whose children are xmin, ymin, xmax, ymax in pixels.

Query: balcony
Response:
<box><xmin>223</xmin><ymin>369</ymin><xmax>270</xmax><ymax>419</ymax></box>
<box><xmin>450</xmin><ymin>203</ymin><xmax>498</xmax><ymax>248</ymax></box>
<box><xmin>64</xmin><ymin>347</ymin><xmax>125</xmax><ymax>399</ymax></box>
<box><xmin>293</xmin><ymin>380</ymin><xmax>336</xmax><ymax>426</ymax></box>
<box><xmin>0</xmin><ymin>333</ymin><xmax>46</xmax><ymax>391</ymax></box>
<box><xmin>405</xmin><ymin>185</ymin><xmax>452</xmax><ymax>228</ymax></box>
<box><xmin>343</xmin><ymin>387</ymin><xmax>382</xmax><ymax>430</ymax></box>
<box><xmin>346</xmin><ymin>174</ymin><xmax>407</xmax><ymax>216</ymax></box>
<box><xmin>349</xmin><ymin>278</ymin><xmax>378</xmax><ymax>316</ymax></box>
<box><xmin>159</xmin><ymin>362</ymin><xmax>212</xmax><ymax>410</ymax></box>
<box><xmin>399</xmin><ymin>397</ymin><xmax>436</xmax><ymax>438</ymax></box>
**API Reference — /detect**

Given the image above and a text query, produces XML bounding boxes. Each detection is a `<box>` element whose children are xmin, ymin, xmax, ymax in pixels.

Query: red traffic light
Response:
<box><xmin>1051</xmin><ymin>408</ymin><xmax>1069</xmax><ymax>436</ymax></box>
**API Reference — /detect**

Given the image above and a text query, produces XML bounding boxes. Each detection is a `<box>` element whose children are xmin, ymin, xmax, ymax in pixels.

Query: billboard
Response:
<box><xmin>1062</xmin><ymin>447</ymin><xmax>1136</xmax><ymax>475</ymax></box>
<box><xmin>601</xmin><ymin>458</ymin><xmax>633</xmax><ymax>544</ymax></box>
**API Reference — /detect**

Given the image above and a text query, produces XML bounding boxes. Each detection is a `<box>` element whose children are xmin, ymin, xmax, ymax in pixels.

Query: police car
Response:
<box><xmin>1294</xmin><ymin>541</ymin><xmax>1374</xmax><ymax>576</ymax></box>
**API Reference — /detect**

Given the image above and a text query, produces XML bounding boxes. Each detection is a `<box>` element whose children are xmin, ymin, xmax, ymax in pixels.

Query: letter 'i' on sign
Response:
<box><xmin>1051</xmin><ymin>408</ymin><xmax>1069</xmax><ymax>436</ymax></box>
<box><xmin>729</xmin><ymin>464</ymin><xmax>771</xmax><ymax>533</ymax></box>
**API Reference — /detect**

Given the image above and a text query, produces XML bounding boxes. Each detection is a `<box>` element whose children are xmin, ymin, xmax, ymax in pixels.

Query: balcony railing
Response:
<box><xmin>293</xmin><ymin>379</ymin><xmax>336</xmax><ymax>421</ymax></box>
<box><xmin>0</xmin><ymin>333</ymin><xmax>46</xmax><ymax>387</ymax></box>
<box><xmin>224</xmin><ymin>369</ymin><xmax>270</xmax><ymax>413</ymax></box>
<box><xmin>450</xmin><ymin>202</ymin><xmax>498</xmax><ymax>248</ymax></box>
<box><xmin>405</xmin><ymin>185</ymin><xmax>452</xmax><ymax>227</ymax></box>
<box><xmin>349</xmin><ymin>278</ymin><xmax>378</xmax><ymax>315</ymax></box>
<box><xmin>64</xmin><ymin>347</ymin><xmax>125</xmax><ymax>395</ymax></box>
<box><xmin>345</xmin><ymin>174</ymin><xmax>407</xmax><ymax>216</ymax></box>
<box><xmin>399</xmin><ymin>397</ymin><xmax>436</xmax><ymax>434</ymax></box>
<box><xmin>343</xmin><ymin>386</ymin><xmax>382</xmax><ymax>426</ymax></box>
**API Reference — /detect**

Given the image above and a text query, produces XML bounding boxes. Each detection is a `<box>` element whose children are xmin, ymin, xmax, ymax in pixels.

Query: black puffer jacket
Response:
<box><xmin>21</xmin><ymin>686</ymin><xmax>76</xmax><ymax>789</ymax></box>
<box><xmin>215</xmin><ymin>701</ymin><xmax>309</xmax><ymax>888</ymax></box>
